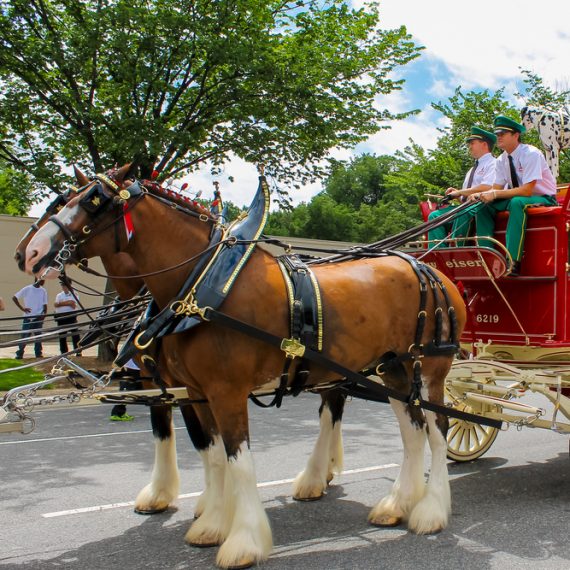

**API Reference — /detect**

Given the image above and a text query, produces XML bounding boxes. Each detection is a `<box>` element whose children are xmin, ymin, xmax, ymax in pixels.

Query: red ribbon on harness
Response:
<box><xmin>123</xmin><ymin>203</ymin><xmax>135</xmax><ymax>242</ymax></box>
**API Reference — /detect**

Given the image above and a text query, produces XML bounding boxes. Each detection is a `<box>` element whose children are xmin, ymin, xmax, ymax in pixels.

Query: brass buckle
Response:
<box><xmin>170</xmin><ymin>299</ymin><xmax>211</xmax><ymax>321</ymax></box>
<box><xmin>280</xmin><ymin>338</ymin><xmax>306</xmax><ymax>359</ymax></box>
<box><xmin>134</xmin><ymin>331</ymin><xmax>153</xmax><ymax>350</ymax></box>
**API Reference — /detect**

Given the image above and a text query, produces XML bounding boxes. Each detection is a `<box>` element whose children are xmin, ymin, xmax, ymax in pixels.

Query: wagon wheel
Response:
<box><xmin>445</xmin><ymin>377</ymin><xmax>500</xmax><ymax>462</ymax></box>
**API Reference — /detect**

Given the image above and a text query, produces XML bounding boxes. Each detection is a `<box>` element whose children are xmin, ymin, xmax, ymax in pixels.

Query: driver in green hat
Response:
<box><xmin>428</xmin><ymin>126</ymin><xmax>497</xmax><ymax>246</ymax></box>
<box><xmin>469</xmin><ymin>115</ymin><xmax>557</xmax><ymax>275</ymax></box>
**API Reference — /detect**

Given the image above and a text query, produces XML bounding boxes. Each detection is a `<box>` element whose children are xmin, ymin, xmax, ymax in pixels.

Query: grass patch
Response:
<box><xmin>0</xmin><ymin>359</ymin><xmax>45</xmax><ymax>391</ymax></box>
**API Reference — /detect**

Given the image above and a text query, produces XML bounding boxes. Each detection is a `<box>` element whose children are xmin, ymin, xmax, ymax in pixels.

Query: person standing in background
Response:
<box><xmin>54</xmin><ymin>280</ymin><xmax>81</xmax><ymax>355</ymax></box>
<box><xmin>110</xmin><ymin>359</ymin><xmax>142</xmax><ymax>421</ymax></box>
<box><xmin>12</xmin><ymin>279</ymin><xmax>48</xmax><ymax>359</ymax></box>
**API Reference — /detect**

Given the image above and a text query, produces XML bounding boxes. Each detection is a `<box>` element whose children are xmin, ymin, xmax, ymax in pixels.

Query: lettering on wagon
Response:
<box><xmin>445</xmin><ymin>259</ymin><xmax>483</xmax><ymax>268</ymax></box>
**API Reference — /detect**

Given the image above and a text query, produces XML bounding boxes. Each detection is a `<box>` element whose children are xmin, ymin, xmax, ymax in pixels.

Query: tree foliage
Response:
<box><xmin>0</xmin><ymin>164</ymin><xmax>32</xmax><ymax>215</ymax></box>
<box><xmin>0</xmin><ymin>0</ymin><xmax>420</xmax><ymax>200</ymax></box>
<box><xmin>266</xmin><ymin>153</ymin><xmax>417</xmax><ymax>241</ymax></box>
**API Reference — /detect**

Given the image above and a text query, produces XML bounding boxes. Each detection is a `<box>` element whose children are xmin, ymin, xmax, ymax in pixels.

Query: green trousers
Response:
<box><xmin>474</xmin><ymin>195</ymin><xmax>557</xmax><ymax>261</ymax></box>
<box><xmin>427</xmin><ymin>204</ymin><xmax>479</xmax><ymax>246</ymax></box>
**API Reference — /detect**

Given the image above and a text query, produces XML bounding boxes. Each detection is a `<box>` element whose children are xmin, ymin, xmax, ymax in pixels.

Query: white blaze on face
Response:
<box><xmin>25</xmin><ymin>202</ymin><xmax>81</xmax><ymax>277</ymax></box>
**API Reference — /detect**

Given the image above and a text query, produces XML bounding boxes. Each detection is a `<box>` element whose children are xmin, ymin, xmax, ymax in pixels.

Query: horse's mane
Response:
<box><xmin>141</xmin><ymin>180</ymin><xmax>214</xmax><ymax>220</ymax></box>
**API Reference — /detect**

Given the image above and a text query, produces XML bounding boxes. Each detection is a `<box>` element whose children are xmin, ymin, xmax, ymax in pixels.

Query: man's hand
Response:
<box><xmin>468</xmin><ymin>191</ymin><xmax>495</xmax><ymax>203</ymax></box>
<box><xmin>24</xmin><ymin>307</ymin><xmax>32</xmax><ymax>314</ymax></box>
<box><xmin>445</xmin><ymin>187</ymin><xmax>461</xmax><ymax>197</ymax></box>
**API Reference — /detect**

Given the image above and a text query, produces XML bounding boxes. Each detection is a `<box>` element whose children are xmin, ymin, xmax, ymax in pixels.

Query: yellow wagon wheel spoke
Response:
<box><xmin>445</xmin><ymin>376</ymin><xmax>500</xmax><ymax>462</ymax></box>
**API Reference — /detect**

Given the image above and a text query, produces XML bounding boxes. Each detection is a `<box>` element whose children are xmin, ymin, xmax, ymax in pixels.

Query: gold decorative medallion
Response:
<box><xmin>280</xmin><ymin>338</ymin><xmax>306</xmax><ymax>359</ymax></box>
<box><xmin>119</xmin><ymin>189</ymin><xmax>131</xmax><ymax>200</ymax></box>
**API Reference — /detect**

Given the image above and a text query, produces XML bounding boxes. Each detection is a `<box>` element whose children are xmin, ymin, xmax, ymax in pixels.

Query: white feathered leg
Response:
<box><xmin>408</xmin><ymin>408</ymin><xmax>451</xmax><ymax>534</ymax></box>
<box><xmin>194</xmin><ymin>449</ymin><xmax>212</xmax><ymax>518</ymax></box>
<box><xmin>186</xmin><ymin>436</ymin><xmax>228</xmax><ymax>546</ymax></box>
<box><xmin>216</xmin><ymin>442</ymin><xmax>272</xmax><ymax>569</ymax></box>
<box><xmin>134</xmin><ymin>411</ymin><xmax>180</xmax><ymax>514</ymax></box>
<box><xmin>293</xmin><ymin>405</ymin><xmax>336</xmax><ymax>500</ymax></box>
<box><xmin>328</xmin><ymin>414</ymin><xmax>344</xmax><ymax>482</ymax></box>
<box><xmin>369</xmin><ymin>399</ymin><xmax>426</xmax><ymax>527</ymax></box>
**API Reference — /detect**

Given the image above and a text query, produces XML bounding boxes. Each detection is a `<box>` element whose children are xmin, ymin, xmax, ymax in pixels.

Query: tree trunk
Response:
<box><xmin>97</xmin><ymin>277</ymin><xmax>118</xmax><ymax>363</ymax></box>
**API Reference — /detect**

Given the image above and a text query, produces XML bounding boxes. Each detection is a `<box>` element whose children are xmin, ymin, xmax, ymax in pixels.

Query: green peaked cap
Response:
<box><xmin>493</xmin><ymin>115</ymin><xmax>526</xmax><ymax>134</ymax></box>
<box><xmin>466</xmin><ymin>126</ymin><xmax>497</xmax><ymax>146</ymax></box>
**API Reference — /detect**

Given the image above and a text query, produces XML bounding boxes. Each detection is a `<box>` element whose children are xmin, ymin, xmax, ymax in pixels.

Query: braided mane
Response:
<box><xmin>141</xmin><ymin>180</ymin><xmax>214</xmax><ymax>219</ymax></box>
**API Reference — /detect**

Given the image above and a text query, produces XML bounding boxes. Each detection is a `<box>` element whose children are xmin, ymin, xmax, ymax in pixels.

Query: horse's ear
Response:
<box><xmin>520</xmin><ymin>106</ymin><xmax>527</xmax><ymax>118</ymax></box>
<box><xmin>73</xmin><ymin>165</ymin><xmax>90</xmax><ymax>187</ymax></box>
<box><xmin>114</xmin><ymin>163</ymin><xmax>133</xmax><ymax>183</ymax></box>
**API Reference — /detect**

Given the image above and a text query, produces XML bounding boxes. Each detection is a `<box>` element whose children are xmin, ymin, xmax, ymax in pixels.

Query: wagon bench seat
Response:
<box><xmin>496</xmin><ymin>205</ymin><xmax>562</xmax><ymax>220</ymax></box>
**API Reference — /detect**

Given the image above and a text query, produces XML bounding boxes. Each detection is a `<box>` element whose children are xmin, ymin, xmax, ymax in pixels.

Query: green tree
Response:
<box><xmin>0</xmin><ymin>0</ymin><xmax>421</xmax><ymax>199</ymax></box>
<box><xmin>0</xmin><ymin>165</ymin><xmax>32</xmax><ymax>215</ymax></box>
<box><xmin>387</xmin><ymin>87</ymin><xmax>513</xmax><ymax>201</ymax></box>
<box><xmin>325</xmin><ymin>154</ymin><xmax>399</xmax><ymax>209</ymax></box>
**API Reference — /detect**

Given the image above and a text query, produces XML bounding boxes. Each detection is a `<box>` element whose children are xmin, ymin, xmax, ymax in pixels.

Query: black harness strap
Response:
<box><xmin>200</xmin><ymin>307</ymin><xmax>502</xmax><ymax>429</ymax></box>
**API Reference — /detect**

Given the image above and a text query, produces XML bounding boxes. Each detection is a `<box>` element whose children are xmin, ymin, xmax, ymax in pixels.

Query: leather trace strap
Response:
<box><xmin>199</xmin><ymin>306</ymin><xmax>502</xmax><ymax>429</ymax></box>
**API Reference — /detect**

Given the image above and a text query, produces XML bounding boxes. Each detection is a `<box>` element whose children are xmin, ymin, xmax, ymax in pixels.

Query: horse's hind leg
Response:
<box><xmin>179</xmin><ymin>401</ymin><xmax>214</xmax><ymax>519</ymax></box>
<box><xmin>408</xmin><ymin>380</ymin><xmax>451</xmax><ymax>534</ymax></box>
<box><xmin>293</xmin><ymin>390</ymin><xmax>345</xmax><ymax>501</ymax></box>
<box><xmin>369</xmin><ymin>399</ymin><xmax>426</xmax><ymax>527</ymax></box>
<box><xmin>135</xmin><ymin>404</ymin><xmax>180</xmax><ymax>514</ymax></box>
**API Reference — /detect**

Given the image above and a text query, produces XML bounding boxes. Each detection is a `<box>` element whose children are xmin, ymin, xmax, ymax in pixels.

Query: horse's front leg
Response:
<box><xmin>135</xmin><ymin>404</ymin><xmax>180</xmax><ymax>514</ymax></box>
<box><xmin>369</xmin><ymin>399</ymin><xmax>426</xmax><ymax>528</ymax></box>
<box><xmin>293</xmin><ymin>390</ymin><xmax>345</xmax><ymax>500</ymax></box>
<box><xmin>213</xmin><ymin>397</ymin><xmax>272</xmax><ymax>569</ymax></box>
<box><xmin>185</xmin><ymin>403</ymin><xmax>229</xmax><ymax>547</ymax></box>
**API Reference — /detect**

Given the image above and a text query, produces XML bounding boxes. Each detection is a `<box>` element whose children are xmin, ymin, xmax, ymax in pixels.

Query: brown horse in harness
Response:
<box><xmin>23</xmin><ymin>164</ymin><xmax>466</xmax><ymax>569</ymax></box>
<box><xmin>14</xmin><ymin>168</ymin><xmax>346</xmax><ymax>517</ymax></box>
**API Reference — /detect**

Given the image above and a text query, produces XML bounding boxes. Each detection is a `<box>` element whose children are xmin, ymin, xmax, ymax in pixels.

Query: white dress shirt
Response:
<box><xmin>494</xmin><ymin>144</ymin><xmax>557</xmax><ymax>196</ymax></box>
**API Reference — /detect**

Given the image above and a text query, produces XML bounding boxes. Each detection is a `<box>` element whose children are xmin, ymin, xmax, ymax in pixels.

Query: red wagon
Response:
<box><xmin>406</xmin><ymin>186</ymin><xmax>570</xmax><ymax>460</ymax></box>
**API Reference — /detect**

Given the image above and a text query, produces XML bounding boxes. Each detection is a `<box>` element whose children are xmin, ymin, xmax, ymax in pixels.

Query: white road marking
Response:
<box><xmin>41</xmin><ymin>463</ymin><xmax>399</xmax><ymax>519</ymax></box>
<box><xmin>0</xmin><ymin>426</ymin><xmax>186</xmax><ymax>446</ymax></box>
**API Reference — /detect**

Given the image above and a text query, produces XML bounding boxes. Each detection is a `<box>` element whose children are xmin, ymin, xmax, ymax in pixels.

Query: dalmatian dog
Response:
<box><xmin>521</xmin><ymin>105</ymin><xmax>570</xmax><ymax>179</ymax></box>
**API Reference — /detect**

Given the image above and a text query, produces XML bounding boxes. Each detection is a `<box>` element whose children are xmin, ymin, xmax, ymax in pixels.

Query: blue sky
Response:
<box><xmin>28</xmin><ymin>1</ymin><xmax>570</xmax><ymax>215</ymax></box>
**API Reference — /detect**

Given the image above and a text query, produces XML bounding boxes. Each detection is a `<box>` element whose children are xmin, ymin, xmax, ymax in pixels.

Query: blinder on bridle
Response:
<box><xmin>78</xmin><ymin>182</ymin><xmax>113</xmax><ymax>214</ymax></box>
<box><xmin>49</xmin><ymin>177</ymin><xmax>143</xmax><ymax>261</ymax></box>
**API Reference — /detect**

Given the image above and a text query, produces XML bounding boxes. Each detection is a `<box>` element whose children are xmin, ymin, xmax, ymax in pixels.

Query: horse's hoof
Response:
<box><xmin>326</xmin><ymin>474</ymin><xmax>334</xmax><ymax>485</ymax></box>
<box><xmin>369</xmin><ymin>514</ymin><xmax>402</xmax><ymax>527</ymax></box>
<box><xmin>134</xmin><ymin>506</ymin><xmax>168</xmax><ymax>515</ymax></box>
<box><xmin>188</xmin><ymin>536</ymin><xmax>220</xmax><ymax>548</ymax></box>
<box><xmin>293</xmin><ymin>493</ymin><xmax>324</xmax><ymax>502</ymax></box>
<box><xmin>225</xmin><ymin>559</ymin><xmax>255</xmax><ymax>570</ymax></box>
<box><xmin>187</xmin><ymin>531</ymin><xmax>221</xmax><ymax>548</ymax></box>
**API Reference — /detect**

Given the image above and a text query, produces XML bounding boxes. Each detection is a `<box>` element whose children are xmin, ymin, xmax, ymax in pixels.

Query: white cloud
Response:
<box><xmin>358</xmin><ymin>103</ymin><xmax>448</xmax><ymax>156</ymax></box>
<box><xmin>357</xmin><ymin>0</ymin><xmax>570</xmax><ymax>90</ymax></box>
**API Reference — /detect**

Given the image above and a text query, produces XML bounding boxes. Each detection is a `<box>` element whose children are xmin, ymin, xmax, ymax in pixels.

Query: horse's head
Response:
<box><xmin>24</xmin><ymin>163</ymin><xmax>139</xmax><ymax>279</ymax></box>
<box><xmin>14</xmin><ymin>167</ymin><xmax>91</xmax><ymax>271</ymax></box>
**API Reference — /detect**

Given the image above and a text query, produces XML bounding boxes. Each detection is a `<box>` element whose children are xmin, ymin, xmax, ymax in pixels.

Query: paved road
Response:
<box><xmin>1</xmin><ymin>394</ymin><xmax>569</xmax><ymax>569</ymax></box>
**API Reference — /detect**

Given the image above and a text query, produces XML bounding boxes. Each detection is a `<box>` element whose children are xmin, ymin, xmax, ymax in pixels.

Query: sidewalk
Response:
<box><xmin>0</xmin><ymin>342</ymin><xmax>99</xmax><ymax>360</ymax></box>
